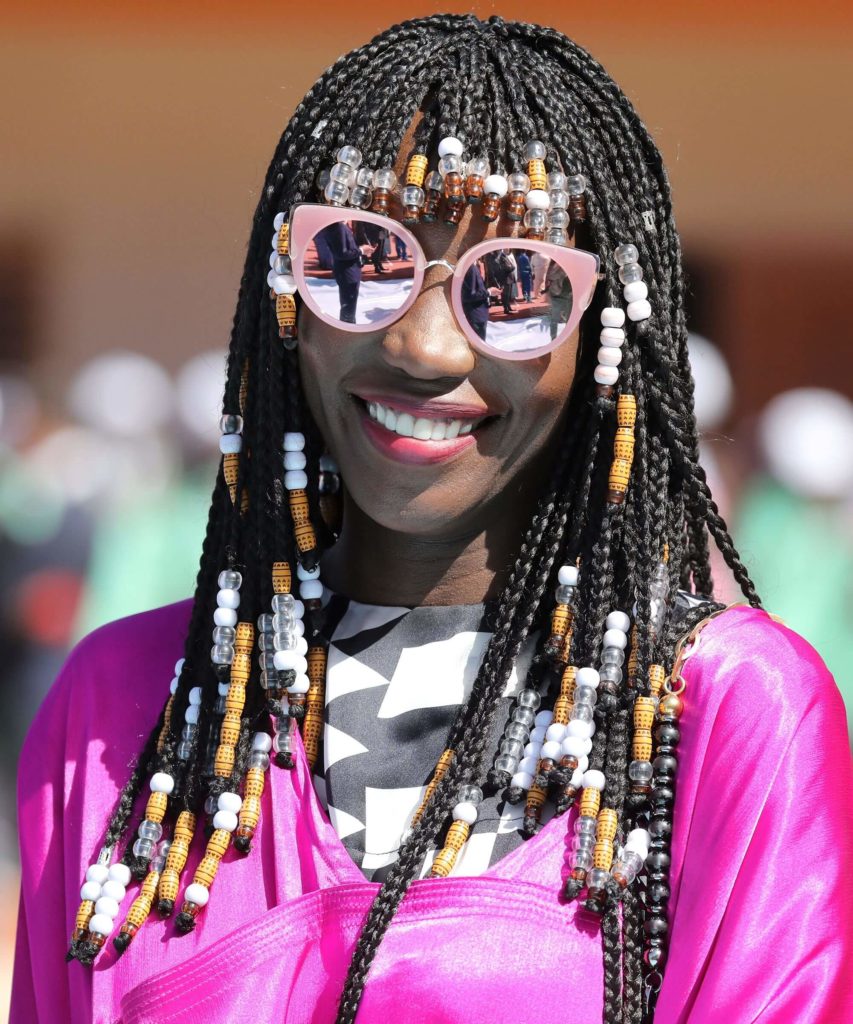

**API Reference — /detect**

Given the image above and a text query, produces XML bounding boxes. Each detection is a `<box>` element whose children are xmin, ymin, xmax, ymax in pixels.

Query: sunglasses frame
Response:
<box><xmin>288</xmin><ymin>202</ymin><xmax>601</xmax><ymax>361</ymax></box>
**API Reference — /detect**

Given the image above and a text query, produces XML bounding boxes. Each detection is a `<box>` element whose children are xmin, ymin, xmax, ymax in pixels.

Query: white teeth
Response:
<box><xmin>363</xmin><ymin>400</ymin><xmax>483</xmax><ymax>441</ymax></box>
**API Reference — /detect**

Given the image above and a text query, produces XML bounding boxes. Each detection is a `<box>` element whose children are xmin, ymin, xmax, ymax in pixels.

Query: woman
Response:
<box><xmin>12</xmin><ymin>14</ymin><xmax>852</xmax><ymax>1024</ymax></box>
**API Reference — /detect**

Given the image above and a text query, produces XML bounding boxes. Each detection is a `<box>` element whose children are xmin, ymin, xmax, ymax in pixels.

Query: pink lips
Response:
<box><xmin>359</xmin><ymin>408</ymin><xmax>478</xmax><ymax>465</ymax></box>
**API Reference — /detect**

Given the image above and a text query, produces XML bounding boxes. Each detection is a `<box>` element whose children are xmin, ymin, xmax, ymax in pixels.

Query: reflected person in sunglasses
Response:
<box><xmin>16</xmin><ymin>13</ymin><xmax>851</xmax><ymax>1024</ymax></box>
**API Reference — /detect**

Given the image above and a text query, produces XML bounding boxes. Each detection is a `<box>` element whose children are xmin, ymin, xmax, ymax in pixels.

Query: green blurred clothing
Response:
<box><xmin>736</xmin><ymin>478</ymin><xmax>852</xmax><ymax>739</ymax></box>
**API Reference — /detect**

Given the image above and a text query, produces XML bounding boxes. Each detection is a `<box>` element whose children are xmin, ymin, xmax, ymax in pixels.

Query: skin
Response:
<box><xmin>298</xmin><ymin>118</ymin><xmax>590</xmax><ymax>607</ymax></box>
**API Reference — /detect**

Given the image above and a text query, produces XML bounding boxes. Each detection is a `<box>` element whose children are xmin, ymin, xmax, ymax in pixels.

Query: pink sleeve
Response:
<box><xmin>656</xmin><ymin>610</ymin><xmax>853</xmax><ymax>1023</ymax></box>
<box><xmin>10</xmin><ymin>641</ymin><xmax>78</xmax><ymax>1023</ymax></box>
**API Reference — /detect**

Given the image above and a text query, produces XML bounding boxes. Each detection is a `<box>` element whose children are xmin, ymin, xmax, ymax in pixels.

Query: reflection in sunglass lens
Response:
<box><xmin>460</xmin><ymin>249</ymin><xmax>574</xmax><ymax>353</ymax></box>
<box><xmin>302</xmin><ymin>219</ymin><xmax>415</xmax><ymax>326</ymax></box>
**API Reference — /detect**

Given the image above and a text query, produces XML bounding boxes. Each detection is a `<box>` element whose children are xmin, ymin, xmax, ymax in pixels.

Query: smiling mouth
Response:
<box><xmin>363</xmin><ymin>399</ymin><xmax>487</xmax><ymax>440</ymax></box>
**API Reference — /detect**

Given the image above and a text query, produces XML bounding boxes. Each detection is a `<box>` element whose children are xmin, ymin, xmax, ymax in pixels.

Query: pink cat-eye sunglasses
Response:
<box><xmin>286</xmin><ymin>203</ymin><xmax>601</xmax><ymax>361</ymax></box>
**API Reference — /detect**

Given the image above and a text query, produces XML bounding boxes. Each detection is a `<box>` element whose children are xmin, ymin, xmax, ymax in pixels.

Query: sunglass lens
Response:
<box><xmin>460</xmin><ymin>250</ymin><xmax>574</xmax><ymax>353</ymax></box>
<box><xmin>302</xmin><ymin>220</ymin><xmax>415</xmax><ymax>326</ymax></box>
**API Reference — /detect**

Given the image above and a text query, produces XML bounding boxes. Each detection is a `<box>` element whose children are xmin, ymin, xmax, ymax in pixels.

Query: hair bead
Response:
<box><xmin>421</xmin><ymin>170</ymin><xmax>444</xmax><ymax>222</ymax></box>
<box><xmin>405</xmin><ymin>153</ymin><xmax>428</xmax><ymax>187</ymax></box>
<box><xmin>607</xmin><ymin>394</ymin><xmax>637</xmax><ymax>504</ymax></box>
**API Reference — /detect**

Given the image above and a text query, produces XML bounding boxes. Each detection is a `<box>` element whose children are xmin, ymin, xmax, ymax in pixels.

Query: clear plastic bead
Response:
<box><xmin>507</xmin><ymin>171</ymin><xmax>530</xmax><ymax>193</ymax></box>
<box><xmin>612</xmin><ymin>849</ymin><xmax>643</xmax><ymax>885</ymax></box>
<box><xmin>132</xmin><ymin>838</ymin><xmax>155</xmax><ymax>859</ymax></box>
<box><xmin>512</xmin><ymin>706</ymin><xmax>536</xmax><ymax>728</ymax></box>
<box><xmin>272</xmin><ymin>613</ymin><xmax>295</xmax><ymax>634</ymax></box>
<box><xmin>573</xmin><ymin>684</ymin><xmax>598</xmax><ymax>706</ymax></box>
<box><xmin>571</xmin><ymin>703</ymin><xmax>594</xmax><ymax>723</ymax></box>
<box><xmin>500</xmin><ymin>738</ymin><xmax>525</xmax><ymax>759</ymax></box>
<box><xmin>465</xmin><ymin>156</ymin><xmax>490</xmax><ymax>177</ymax></box>
<box><xmin>349</xmin><ymin>186</ymin><xmax>372</xmax><ymax>209</ymax></box>
<box><xmin>567</xmin><ymin>174</ymin><xmax>587</xmax><ymax>195</ymax></box>
<box><xmin>273</xmin><ymin>254</ymin><xmax>292</xmax><ymax>276</ymax></box>
<box><xmin>212</xmin><ymin>625</ymin><xmax>236</xmax><ymax>645</ymax></box>
<box><xmin>218</xmin><ymin>569</ymin><xmax>242</xmax><ymax>590</ymax></box>
<box><xmin>599</xmin><ymin>664</ymin><xmax>623</xmax><ymax>685</ymax></box>
<box><xmin>547</xmin><ymin>170</ymin><xmax>567</xmax><ymax>191</ymax></box>
<box><xmin>97</xmin><ymin>846</ymin><xmax>113</xmax><ymax>866</ymax></box>
<box><xmin>324</xmin><ymin>180</ymin><xmax>349</xmax><ymax>205</ymax></box>
<box><xmin>458</xmin><ymin>784</ymin><xmax>483</xmax><ymax>805</ymax></box>
<box><xmin>138</xmin><ymin>820</ymin><xmax>163</xmax><ymax>842</ymax></box>
<box><xmin>601</xmin><ymin>647</ymin><xmax>625</xmax><ymax>666</ymax></box>
<box><xmin>211</xmin><ymin>643</ymin><xmax>234</xmax><ymax>665</ymax></box>
<box><xmin>259</xmin><ymin>670</ymin><xmax>273</xmax><ymax>691</ymax></box>
<box><xmin>274</xmin><ymin>629</ymin><xmax>297</xmax><ymax>651</ymax></box>
<box><xmin>177</xmin><ymin>740</ymin><xmax>193</xmax><ymax>759</ymax></box>
<box><xmin>518</xmin><ymin>689</ymin><xmax>541</xmax><ymax>710</ymax></box>
<box><xmin>258</xmin><ymin>632</ymin><xmax>274</xmax><ymax>651</ymax></box>
<box><xmin>628</xmin><ymin>760</ymin><xmax>654</xmax><ymax>783</ymax></box>
<box><xmin>315</xmin><ymin>168</ymin><xmax>330</xmax><ymax>189</ymax></box>
<box><xmin>523</xmin><ymin>209</ymin><xmax>547</xmax><ymax>231</ymax></box>
<box><xmin>572</xmin><ymin>848</ymin><xmax>593</xmax><ymax>870</ymax></box>
<box><xmin>546</xmin><ymin>229</ymin><xmax>568</xmax><ymax>246</ymax></box>
<box><xmin>574</xmin><ymin>833</ymin><xmax>596</xmax><ymax>852</ymax></box>
<box><xmin>272</xmin><ymin>593</ymin><xmax>295</xmax><ymax>614</ymax></box>
<box><xmin>330</xmin><ymin>162</ymin><xmax>356</xmax><ymax>187</ymax></box>
<box><xmin>181</xmin><ymin>723</ymin><xmax>197</xmax><ymax>741</ymax></box>
<box><xmin>437</xmin><ymin>154</ymin><xmax>462</xmax><ymax>176</ymax></box>
<box><xmin>575</xmin><ymin>815</ymin><xmax>597</xmax><ymax>836</ymax></box>
<box><xmin>260</xmin><ymin>652</ymin><xmax>276</xmax><ymax>672</ymax></box>
<box><xmin>494</xmin><ymin>754</ymin><xmax>517</xmax><ymax>773</ymax></box>
<box><xmin>273</xmin><ymin>731</ymin><xmax>292</xmax><ymax>755</ymax></box>
<box><xmin>219</xmin><ymin>414</ymin><xmax>243</xmax><ymax>435</ymax></box>
<box><xmin>250</xmin><ymin>751</ymin><xmax>271</xmax><ymax>771</ymax></box>
<box><xmin>586</xmin><ymin>867</ymin><xmax>610</xmax><ymax>889</ymax></box>
<box><xmin>402</xmin><ymin>185</ymin><xmax>425</xmax><ymax>207</ymax></box>
<box><xmin>548</xmin><ymin>209</ymin><xmax>570</xmax><ymax>230</ymax></box>
<box><xmin>353</xmin><ymin>166</ymin><xmax>373</xmax><ymax>188</ymax></box>
<box><xmin>614</xmin><ymin>243</ymin><xmax>639</xmax><ymax>266</ymax></box>
<box><xmin>373</xmin><ymin>167</ymin><xmax>397</xmax><ymax>190</ymax></box>
<box><xmin>548</xmin><ymin>188</ymin><xmax>568</xmax><ymax>210</ymax></box>
<box><xmin>257</xmin><ymin>612</ymin><xmax>273</xmax><ymax>633</ymax></box>
<box><xmin>504</xmin><ymin>721</ymin><xmax>529</xmax><ymax>742</ymax></box>
<box><xmin>523</xmin><ymin>140</ymin><xmax>547</xmax><ymax>161</ymax></box>
<box><xmin>337</xmin><ymin>145</ymin><xmax>363</xmax><ymax>169</ymax></box>
<box><xmin>555</xmin><ymin>584</ymin><xmax>574</xmax><ymax>605</ymax></box>
<box><xmin>618</xmin><ymin>262</ymin><xmax>643</xmax><ymax>285</ymax></box>
<box><xmin>425</xmin><ymin>170</ymin><xmax>443</xmax><ymax>192</ymax></box>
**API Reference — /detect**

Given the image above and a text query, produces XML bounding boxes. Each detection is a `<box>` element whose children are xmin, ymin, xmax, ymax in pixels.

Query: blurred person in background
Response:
<box><xmin>10</xmin><ymin>14</ymin><xmax>852</xmax><ymax>1024</ymax></box>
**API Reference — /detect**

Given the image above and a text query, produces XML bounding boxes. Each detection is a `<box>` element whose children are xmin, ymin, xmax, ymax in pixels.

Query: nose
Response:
<box><xmin>379</xmin><ymin>266</ymin><xmax>477</xmax><ymax>380</ymax></box>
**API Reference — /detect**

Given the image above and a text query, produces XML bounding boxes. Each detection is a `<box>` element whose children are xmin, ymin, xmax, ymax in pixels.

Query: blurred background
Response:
<box><xmin>1</xmin><ymin>1</ymin><xmax>851</xmax><ymax>1013</ymax></box>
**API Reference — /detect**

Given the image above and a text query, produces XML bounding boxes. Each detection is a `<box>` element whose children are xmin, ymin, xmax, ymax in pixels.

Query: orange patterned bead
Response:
<box><xmin>527</xmin><ymin>159</ymin><xmax>547</xmax><ymax>191</ymax></box>
<box><xmin>579</xmin><ymin>787</ymin><xmax>601</xmax><ymax>819</ymax></box>
<box><xmin>593</xmin><ymin>808</ymin><xmax>618</xmax><ymax>870</ymax></box>
<box><xmin>157</xmin><ymin>693</ymin><xmax>174</xmax><ymax>753</ymax></box>
<box><xmin>272</xmin><ymin>561</ymin><xmax>292</xmax><ymax>594</ymax></box>
<box><xmin>550</xmin><ymin>604</ymin><xmax>572</xmax><ymax>637</ymax></box>
<box><xmin>276</xmin><ymin>293</ymin><xmax>296</xmax><ymax>337</ymax></box>
<box><xmin>430</xmin><ymin>820</ymin><xmax>471</xmax><ymax>877</ymax></box>
<box><xmin>144</xmin><ymin>791</ymin><xmax>168</xmax><ymax>823</ymax></box>
<box><xmin>276</xmin><ymin>222</ymin><xmax>289</xmax><ymax>256</ymax></box>
<box><xmin>405</xmin><ymin>154</ymin><xmax>428</xmax><ymax>187</ymax></box>
<box><xmin>412</xmin><ymin>748</ymin><xmax>454</xmax><ymax>826</ymax></box>
<box><xmin>224</xmin><ymin>451</ymin><xmax>239</xmax><ymax>503</ymax></box>
<box><xmin>649</xmin><ymin>664</ymin><xmax>665</xmax><ymax>697</ymax></box>
<box><xmin>73</xmin><ymin>899</ymin><xmax>95</xmax><ymax>940</ymax></box>
<box><xmin>158</xmin><ymin>811</ymin><xmax>195</xmax><ymax>906</ymax></box>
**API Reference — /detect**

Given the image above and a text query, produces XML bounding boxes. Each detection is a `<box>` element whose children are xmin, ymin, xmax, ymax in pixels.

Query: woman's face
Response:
<box><xmin>298</xmin><ymin>145</ymin><xmax>585</xmax><ymax>541</ymax></box>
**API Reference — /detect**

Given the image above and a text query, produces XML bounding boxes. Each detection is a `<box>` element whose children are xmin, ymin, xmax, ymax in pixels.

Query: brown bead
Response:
<box><xmin>223</xmin><ymin>451</ymin><xmax>240</xmax><ymax>504</ymax></box>
<box><xmin>371</xmin><ymin>188</ymin><xmax>392</xmax><ymax>215</ymax></box>
<box><xmin>422</xmin><ymin>189</ymin><xmax>442</xmax><ymax>222</ymax></box>
<box><xmin>464</xmin><ymin>175</ymin><xmax>485</xmax><ymax>203</ymax></box>
<box><xmin>659</xmin><ymin>693</ymin><xmax>684</xmax><ymax>719</ymax></box>
<box><xmin>481</xmin><ymin>193</ymin><xmax>501</xmax><ymax>222</ymax></box>
<box><xmin>506</xmin><ymin>191</ymin><xmax>526</xmax><ymax>221</ymax></box>
<box><xmin>569</xmin><ymin>195</ymin><xmax>587</xmax><ymax>224</ymax></box>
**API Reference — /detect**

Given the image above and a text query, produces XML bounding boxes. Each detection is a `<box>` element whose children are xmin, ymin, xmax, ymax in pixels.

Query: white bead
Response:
<box><xmin>519</xmin><ymin>755</ymin><xmax>539</xmax><ymax>774</ymax></box>
<box><xmin>603</xmin><ymin>628</ymin><xmax>628</xmax><ymax>650</ymax></box>
<box><xmin>294</xmin><ymin>635</ymin><xmax>308</xmax><ymax>656</ymax></box>
<box><xmin>217</xmin><ymin>588</ymin><xmax>240</xmax><ymax>609</ymax></box>
<box><xmin>600</xmin><ymin>307</ymin><xmax>626</xmax><ymax>328</ymax></box>
<box><xmin>101</xmin><ymin>879</ymin><xmax>126</xmax><ymax>902</ymax></box>
<box><xmin>606</xmin><ymin>610</ymin><xmax>631</xmax><ymax>633</ymax></box>
<box><xmin>266</xmin><ymin>270</ymin><xmax>297</xmax><ymax>295</ymax></box>
<box><xmin>174</xmin><ymin>657</ymin><xmax>185</xmax><ymax>674</ymax></box>
<box><xmin>283</xmin><ymin>450</ymin><xmax>306</xmax><ymax>471</ymax></box>
<box><xmin>627</xmin><ymin>298</ymin><xmax>652</xmax><ymax>322</ymax></box>
<box><xmin>561</xmin><ymin>735</ymin><xmax>587</xmax><ymax>759</ymax></box>
<box><xmin>85</xmin><ymin>864</ymin><xmax>109</xmax><ymax>885</ymax></box>
<box><xmin>87</xmin><ymin>913</ymin><xmax>115</xmax><ymax>937</ymax></box>
<box><xmin>545</xmin><ymin>723</ymin><xmax>567</xmax><ymax>743</ymax></box>
<box><xmin>534</xmin><ymin>710</ymin><xmax>553</xmax><ymax>728</ymax></box>
<box><xmin>452</xmin><ymin>801</ymin><xmax>478</xmax><ymax>825</ymax></box>
<box><xmin>292</xmin><ymin>599</ymin><xmax>305</xmax><ymax>619</ymax></box>
<box><xmin>580</xmin><ymin>737</ymin><xmax>593</xmax><ymax>756</ymax></box>
<box><xmin>273</xmin><ymin>649</ymin><xmax>301</xmax><ymax>671</ymax></box>
<box><xmin>626</xmin><ymin>827</ymin><xmax>651</xmax><ymax>859</ymax></box>
<box><xmin>594</xmin><ymin>365</ymin><xmax>619</xmax><ymax>386</ymax></box>
<box><xmin>483</xmin><ymin>173</ymin><xmax>508</xmax><ymax>197</ymax></box>
<box><xmin>524</xmin><ymin>740</ymin><xmax>543</xmax><ymax>758</ymax></box>
<box><xmin>252</xmin><ymin>732</ymin><xmax>273</xmax><ymax>752</ymax></box>
<box><xmin>217</xmin><ymin>682</ymin><xmax>230</xmax><ymax>696</ymax></box>
<box><xmin>212</xmin><ymin>809</ymin><xmax>238</xmax><ymax>832</ymax></box>
<box><xmin>287</xmin><ymin>673</ymin><xmax>311</xmax><ymax>694</ymax></box>
<box><xmin>597</xmin><ymin>346</ymin><xmax>622</xmax><ymax>367</ymax></box>
<box><xmin>170</xmin><ymin>676</ymin><xmax>179</xmax><ymax>695</ymax></box>
<box><xmin>188</xmin><ymin>687</ymin><xmax>203</xmax><ymax>705</ymax></box>
<box><xmin>219</xmin><ymin>433</ymin><xmax>242</xmax><ymax>454</ymax></box>
<box><xmin>567</xmin><ymin>719</ymin><xmax>594</xmax><ymax>739</ymax></box>
<box><xmin>557</xmin><ymin>564</ymin><xmax>579</xmax><ymax>586</ymax></box>
<box><xmin>273</xmin><ymin>212</ymin><xmax>286</xmax><ymax>230</ymax></box>
<box><xmin>94</xmin><ymin>896</ymin><xmax>120</xmax><ymax>919</ymax></box>
<box><xmin>438</xmin><ymin>136</ymin><xmax>464</xmax><ymax>157</ymax></box>
<box><xmin>80</xmin><ymin>880</ymin><xmax>102</xmax><ymax>901</ymax></box>
<box><xmin>600</xmin><ymin>327</ymin><xmax>625</xmax><ymax>347</ymax></box>
<box><xmin>213</xmin><ymin>606</ymin><xmax>238</xmax><ymax>627</ymax></box>
<box><xmin>525</xmin><ymin>188</ymin><xmax>550</xmax><ymax>210</ymax></box>
<box><xmin>576</xmin><ymin>667</ymin><xmax>600</xmax><ymax>690</ymax></box>
<box><xmin>623</xmin><ymin>281</ymin><xmax>648</xmax><ymax>303</ymax></box>
<box><xmin>184</xmin><ymin>705</ymin><xmax>200</xmax><ymax>725</ymax></box>
<box><xmin>541</xmin><ymin>740</ymin><xmax>562</xmax><ymax>760</ymax></box>
<box><xmin>300</xmin><ymin>579</ymin><xmax>323</xmax><ymax>600</ymax></box>
<box><xmin>149</xmin><ymin>772</ymin><xmax>175</xmax><ymax>794</ymax></box>
<box><xmin>217</xmin><ymin>792</ymin><xmax>243</xmax><ymax>814</ymax></box>
<box><xmin>528</xmin><ymin>727</ymin><xmax>547</xmax><ymax>745</ymax></box>
<box><xmin>283</xmin><ymin>432</ymin><xmax>305</xmax><ymax>451</ymax></box>
<box><xmin>577</xmin><ymin>755</ymin><xmax>589</xmax><ymax>774</ymax></box>
<box><xmin>284</xmin><ymin>470</ymin><xmax>308</xmax><ymax>491</ymax></box>
<box><xmin>185</xmin><ymin>882</ymin><xmax>210</xmax><ymax>907</ymax></box>
<box><xmin>583</xmin><ymin>769</ymin><xmax>606</xmax><ymax>791</ymax></box>
<box><xmin>296</xmin><ymin>563</ymin><xmax>321</xmax><ymax>581</ymax></box>
<box><xmin>511</xmin><ymin>770</ymin><xmax>534</xmax><ymax>790</ymax></box>
<box><xmin>570</xmin><ymin>767</ymin><xmax>585</xmax><ymax>787</ymax></box>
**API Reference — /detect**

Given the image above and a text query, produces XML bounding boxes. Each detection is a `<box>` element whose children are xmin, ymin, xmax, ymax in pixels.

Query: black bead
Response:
<box><xmin>653</xmin><ymin>754</ymin><xmax>678</xmax><ymax>777</ymax></box>
<box><xmin>644</xmin><ymin>942</ymin><xmax>667</xmax><ymax>969</ymax></box>
<box><xmin>644</xmin><ymin>915</ymin><xmax>669</xmax><ymax>938</ymax></box>
<box><xmin>647</xmin><ymin>881</ymin><xmax>670</xmax><ymax>903</ymax></box>
<box><xmin>655</xmin><ymin>723</ymin><xmax>680</xmax><ymax>745</ymax></box>
<box><xmin>646</xmin><ymin>849</ymin><xmax>671</xmax><ymax>871</ymax></box>
<box><xmin>647</xmin><ymin>870</ymin><xmax>667</xmax><ymax>884</ymax></box>
<box><xmin>651</xmin><ymin>785</ymin><xmax>674</xmax><ymax>807</ymax></box>
<box><xmin>649</xmin><ymin>817</ymin><xmax>672</xmax><ymax>838</ymax></box>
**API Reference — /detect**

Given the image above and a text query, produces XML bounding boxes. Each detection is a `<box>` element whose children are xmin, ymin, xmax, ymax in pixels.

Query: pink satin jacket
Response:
<box><xmin>10</xmin><ymin>601</ymin><xmax>853</xmax><ymax>1023</ymax></box>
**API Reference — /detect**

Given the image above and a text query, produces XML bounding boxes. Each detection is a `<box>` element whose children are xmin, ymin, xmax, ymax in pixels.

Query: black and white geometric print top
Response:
<box><xmin>312</xmin><ymin>593</ymin><xmax>546</xmax><ymax>882</ymax></box>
